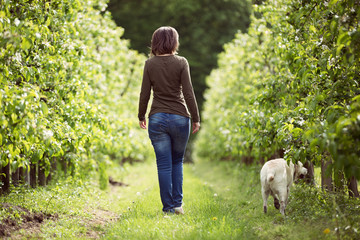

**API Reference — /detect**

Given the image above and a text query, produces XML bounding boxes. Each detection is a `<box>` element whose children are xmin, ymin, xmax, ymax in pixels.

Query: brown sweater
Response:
<box><xmin>138</xmin><ymin>55</ymin><xmax>200</xmax><ymax>123</ymax></box>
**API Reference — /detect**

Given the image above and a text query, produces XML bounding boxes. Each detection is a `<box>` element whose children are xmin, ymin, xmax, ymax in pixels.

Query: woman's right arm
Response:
<box><xmin>192</xmin><ymin>122</ymin><xmax>200</xmax><ymax>134</ymax></box>
<box><xmin>180</xmin><ymin>59</ymin><xmax>200</xmax><ymax>124</ymax></box>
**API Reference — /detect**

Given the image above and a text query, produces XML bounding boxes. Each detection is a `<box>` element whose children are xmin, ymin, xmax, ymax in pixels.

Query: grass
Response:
<box><xmin>0</xmin><ymin>161</ymin><xmax>157</xmax><ymax>239</ymax></box>
<box><xmin>1</xmin><ymin>158</ymin><xmax>360</xmax><ymax>239</ymax></box>
<box><xmin>103</xmin><ymin>163</ymin><xmax>254</xmax><ymax>240</ymax></box>
<box><xmin>103</xmin><ymin>159</ymin><xmax>360</xmax><ymax>240</ymax></box>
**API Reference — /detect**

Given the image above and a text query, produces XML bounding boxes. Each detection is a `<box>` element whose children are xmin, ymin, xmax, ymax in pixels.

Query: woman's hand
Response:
<box><xmin>192</xmin><ymin>122</ymin><xmax>200</xmax><ymax>134</ymax></box>
<box><xmin>139</xmin><ymin>120</ymin><xmax>147</xmax><ymax>129</ymax></box>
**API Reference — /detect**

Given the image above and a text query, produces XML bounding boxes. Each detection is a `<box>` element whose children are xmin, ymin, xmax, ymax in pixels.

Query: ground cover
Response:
<box><xmin>1</xmin><ymin>159</ymin><xmax>359</xmax><ymax>239</ymax></box>
<box><xmin>0</xmin><ymin>161</ymin><xmax>152</xmax><ymax>239</ymax></box>
<box><xmin>104</xmin><ymin>159</ymin><xmax>360</xmax><ymax>240</ymax></box>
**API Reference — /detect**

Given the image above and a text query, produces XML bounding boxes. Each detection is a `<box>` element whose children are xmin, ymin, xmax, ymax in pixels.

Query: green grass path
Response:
<box><xmin>3</xmin><ymin>158</ymin><xmax>356</xmax><ymax>239</ymax></box>
<box><xmin>103</xmin><ymin>161</ymin><xmax>257</xmax><ymax>240</ymax></box>
<box><xmin>102</xmin><ymin>160</ymin><xmax>339</xmax><ymax>240</ymax></box>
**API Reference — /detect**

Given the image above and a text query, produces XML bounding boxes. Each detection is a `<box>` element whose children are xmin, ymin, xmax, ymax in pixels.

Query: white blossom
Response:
<box><xmin>14</xmin><ymin>18</ymin><xmax>20</xmax><ymax>26</ymax></box>
<box><xmin>43</xmin><ymin>129</ymin><xmax>53</xmax><ymax>140</ymax></box>
<box><xmin>13</xmin><ymin>52</ymin><xmax>22</xmax><ymax>63</ymax></box>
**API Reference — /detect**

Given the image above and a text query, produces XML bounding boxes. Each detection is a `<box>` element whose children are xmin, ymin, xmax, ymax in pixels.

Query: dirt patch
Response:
<box><xmin>109</xmin><ymin>177</ymin><xmax>129</xmax><ymax>187</ymax></box>
<box><xmin>0</xmin><ymin>203</ymin><xmax>58</xmax><ymax>238</ymax></box>
<box><xmin>82</xmin><ymin>207</ymin><xmax>121</xmax><ymax>238</ymax></box>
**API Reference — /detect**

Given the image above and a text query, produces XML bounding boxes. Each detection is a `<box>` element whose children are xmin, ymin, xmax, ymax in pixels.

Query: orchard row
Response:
<box><xmin>195</xmin><ymin>0</ymin><xmax>360</xmax><ymax>194</ymax></box>
<box><xmin>0</xmin><ymin>0</ymin><xmax>151</xmax><ymax>193</ymax></box>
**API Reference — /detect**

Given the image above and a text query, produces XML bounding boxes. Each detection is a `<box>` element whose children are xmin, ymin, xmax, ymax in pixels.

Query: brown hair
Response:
<box><xmin>150</xmin><ymin>26</ymin><xmax>179</xmax><ymax>56</ymax></box>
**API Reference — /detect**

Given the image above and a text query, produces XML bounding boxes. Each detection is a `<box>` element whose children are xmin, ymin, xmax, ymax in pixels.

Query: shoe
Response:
<box><xmin>163</xmin><ymin>209</ymin><xmax>175</xmax><ymax>215</ymax></box>
<box><xmin>174</xmin><ymin>206</ymin><xmax>184</xmax><ymax>215</ymax></box>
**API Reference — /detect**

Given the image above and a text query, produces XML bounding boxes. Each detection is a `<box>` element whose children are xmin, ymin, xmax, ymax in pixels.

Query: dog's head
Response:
<box><xmin>294</xmin><ymin>161</ymin><xmax>308</xmax><ymax>182</ymax></box>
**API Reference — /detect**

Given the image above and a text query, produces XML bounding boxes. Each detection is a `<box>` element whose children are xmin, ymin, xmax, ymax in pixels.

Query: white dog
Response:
<box><xmin>260</xmin><ymin>158</ymin><xmax>307</xmax><ymax>215</ymax></box>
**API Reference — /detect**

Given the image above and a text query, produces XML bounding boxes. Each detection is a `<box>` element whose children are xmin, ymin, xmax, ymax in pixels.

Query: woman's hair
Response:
<box><xmin>150</xmin><ymin>26</ymin><xmax>179</xmax><ymax>56</ymax></box>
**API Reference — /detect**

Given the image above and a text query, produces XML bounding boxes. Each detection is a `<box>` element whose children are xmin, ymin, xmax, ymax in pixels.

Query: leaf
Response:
<box><xmin>11</xmin><ymin>113</ymin><xmax>17</xmax><ymax>123</ymax></box>
<box><xmin>337</xmin><ymin>32</ymin><xmax>350</xmax><ymax>45</ymax></box>
<box><xmin>329</xmin><ymin>0</ymin><xmax>339</xmax><ymax>7</ymax></box>
<box><xmin>352</xmin><ymin>95</ymin><xmax>360</xmax><ymax>102</ymax></box>
<box><xmin>11</xmin><ymin>160</ymin><xmax>17</xmax><ymax>169</ymax></box>
<box><xmin>8</xmin><ymin>144</ymin><xmax>13</xmax><ymax>155</ymax></box>
<box><xmin>45</xmin><ymin>16</ymin><xmax>51</xmax><ymax>26</ymax></box>
<box><xmin>40</xmin><ymin>101</ymin><xmax>48</xmax><ymax>115</ymax></box>
<box><xmin>23</xmin><ymin>141</ymin><xmax>30</xmax><ymax>152</ymax></box>
<box><xmin>310</xmin><ymin>138</ymin><xmax>319</xmax><ymax>151</ymax></box>
<box><xmin>315</xmin><ymin>94</ymin><xmax>325</xmax><ymax>102</ymax></box>
<box><xmin>309</xmin><ymin>25</ymin><xmax>316</xmax><ymax>33</ymax></box>
<box><xmin>26</xmin><ymin>91</ymin><xmax>38</xmax><ymax>99</ymax></box>
<box><xmin>21</xmin><ymin>37</ymin><xmax>32</xmax><ymax>51</ymax></box>
<box><xmin>291</xmin><ymin>127</ymin><xmax>303</xmax><ymax>138</ymax></box>
<box><xmin>336</xmin><ymin>44</ymin><xmax>344</xmax><ymax>56</ymax></box>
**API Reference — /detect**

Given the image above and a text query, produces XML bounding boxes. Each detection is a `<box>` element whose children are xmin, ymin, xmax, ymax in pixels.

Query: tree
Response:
<box><xmin>195</xmin><ymin>0</ymin><xmax>360</xmax><ymax>197</ymax></box>
<box><xmin>0</xmin><ymin>0</ymin><xmax>152</xmax><ymax>193</ymax></box>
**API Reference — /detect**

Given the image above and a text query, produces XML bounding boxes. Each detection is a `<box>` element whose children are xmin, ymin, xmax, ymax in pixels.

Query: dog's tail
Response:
<box><xmin>267</xmin><ymin>173</ymin><xmax>275</xmax><ymax>182</ymax></box>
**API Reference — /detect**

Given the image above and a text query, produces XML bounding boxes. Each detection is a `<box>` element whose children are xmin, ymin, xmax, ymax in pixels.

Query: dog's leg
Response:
<box><xmin>270</xmin><ymin>190</ymin><xmax>280</xmax><ymax>209</ymax></box>
<box><xmin>262</xmin><ymin>187</ymin><xmax>270</xmax><ymax>213</ymax></box>
<box><xmin>274</xmin><ymin>197</ymin><xmax>280</xmax><ymax>210</ymax></box>
<box><xmin>279</xmin><ymin>190</ymin><xmax>287</xmax><ymax>215</ymax></box>
<box><xmin>286</xmin><ymin>186</ymin><xmax>290</xmax><ymax>205</ymax></box>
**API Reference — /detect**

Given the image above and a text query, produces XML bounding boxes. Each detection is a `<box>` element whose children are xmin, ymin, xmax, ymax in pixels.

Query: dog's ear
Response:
<box><xmin>297</xmin><ymin>161</ymin><xmax>303</xmax><ymax>167</ymax></box>
<box><xmin>289</xmin><ymin>161</ymin><xmax>294</xmax><ymax>169</ymax></box>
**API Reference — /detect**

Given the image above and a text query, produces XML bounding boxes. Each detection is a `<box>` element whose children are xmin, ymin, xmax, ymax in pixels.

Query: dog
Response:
<box><xmin>260</xmin><ymin>158</ymin><xmax>307</xmax><ymax>215</ymax></box>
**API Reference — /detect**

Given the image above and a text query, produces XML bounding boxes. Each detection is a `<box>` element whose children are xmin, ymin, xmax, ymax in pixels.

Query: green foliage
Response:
<box><xmin>0</xmin><ymin>0</ymin><xmax>152</xmax><ymax>184</ymax></box>
<box><xmin>195</xmin><ymin>0</ymin><xmax>360</xmax><ymax>179</ymax></box>
<box><xmin>98</xmin><ymin>160</ymin><xmax>108</xmax><ymax>190</ymax></box>
<box><xmin>107</xmin><ymin>0</ymin><xmax>251</xmax><ymax>109</ymax></box>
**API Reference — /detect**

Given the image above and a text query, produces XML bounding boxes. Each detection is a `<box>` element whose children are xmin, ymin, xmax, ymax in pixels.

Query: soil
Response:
<box><xmin>0</xmin><ymin>179</ymin><xmax>124</xmax><ymax>239</ymax></box>
<box><xmin>0</xmin><ymin>203</ymin><xmax>58</xmax><ymax>238</ymax></box>
<box><xmin>83</xmin><ymin>207</ymin><xmax>121</xmax><ymax>238</ymax></box>
<box><xmin>108</xmin><ymin>177</ymin><xmax>129</xmax><ymax>187</ymax></box>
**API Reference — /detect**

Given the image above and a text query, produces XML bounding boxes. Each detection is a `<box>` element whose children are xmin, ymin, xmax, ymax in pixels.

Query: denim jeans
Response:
<box><xmin>148</xmin><ymin>113</ymin><xmax>190</xmax><ymax>212</ymax></box>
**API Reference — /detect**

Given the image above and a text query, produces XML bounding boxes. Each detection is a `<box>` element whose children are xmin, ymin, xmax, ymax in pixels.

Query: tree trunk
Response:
<box><xmin>38</xmin><ymin>158</ymin><xmax>46</xmax><ymax>187</ymax></box>
<box><xmin>321</xmin><ymin>157</ymin><xmax>333</xmax><ymax>191</ymax></box>
<box><xmin>303</xmin><ymin>161</ymin><xmax>315</xmax><ymax>185</ymax></box>
<box><xmin>24</xmin><ymin>165</ymin><xmax>30</xmax><ymax>185</ymax></box>
<box><xmin>0</xmin><ymin>162</ymin><xmax>10</xmax><ymax>194</ymax></box>
<box><xmin>269</xmin><ymin>149</ymin><xmax>285</xmax><ymax>159</ymax></box>
<box><xmin>60</xmin><ymin>157</ymin><xmax>67</xmax><ymax>176</ymax></box>
<box><xmin>241</xmin><ymin>145</ymin><xmax>254</xmax><ymax>165</ymax></box>
<box><xmin>348</xmin><ymin>176</ymin><xmax>359</xmax><ymax>198</ymax></box>
<box><xmin>11</xmin><ymin>168</ymin><xmax>20</xmax><ymax>187</ymax></box>
<box><xmin>334</xmin><ymin>170</ymin><xmax>345</xmax><ymax>193</ymax></box>
<box><xmin>46</xmin><ymin>158</ymin><xmax>57</xmax><ymax>184</ymax></box>
<box><xmin>30</xmin><ymin>161</ymin><xmax>37</xmax><ymax>188</ymax></box>
<box><xmin>18</xmin><ymin>166</ymin><xmax>25</xmax><ymax>185</ymax></box>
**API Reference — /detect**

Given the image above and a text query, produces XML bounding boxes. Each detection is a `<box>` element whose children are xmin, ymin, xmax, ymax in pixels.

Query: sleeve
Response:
<box><xmin>138</xmin><ymin>61</ymin><xmax>151</xmax><ymax>121</ymax></box>
<box><xmin>180</xmin><ymin>59</ymin><xmax>200</xmax><ymax>123</ymax></box>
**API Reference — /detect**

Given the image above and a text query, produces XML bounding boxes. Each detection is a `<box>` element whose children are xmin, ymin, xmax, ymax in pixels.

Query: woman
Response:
<box><xmin>138</xmin><ymin>26</ymin><xmax>200</xmax><ymax>214</ymax></box>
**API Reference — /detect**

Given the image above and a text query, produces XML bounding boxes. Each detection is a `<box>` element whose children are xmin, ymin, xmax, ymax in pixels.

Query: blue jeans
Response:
<box><xmin>148</xmin><ymin>113</ymin><xmax>190</xmax><ymax>212</ymax></box>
